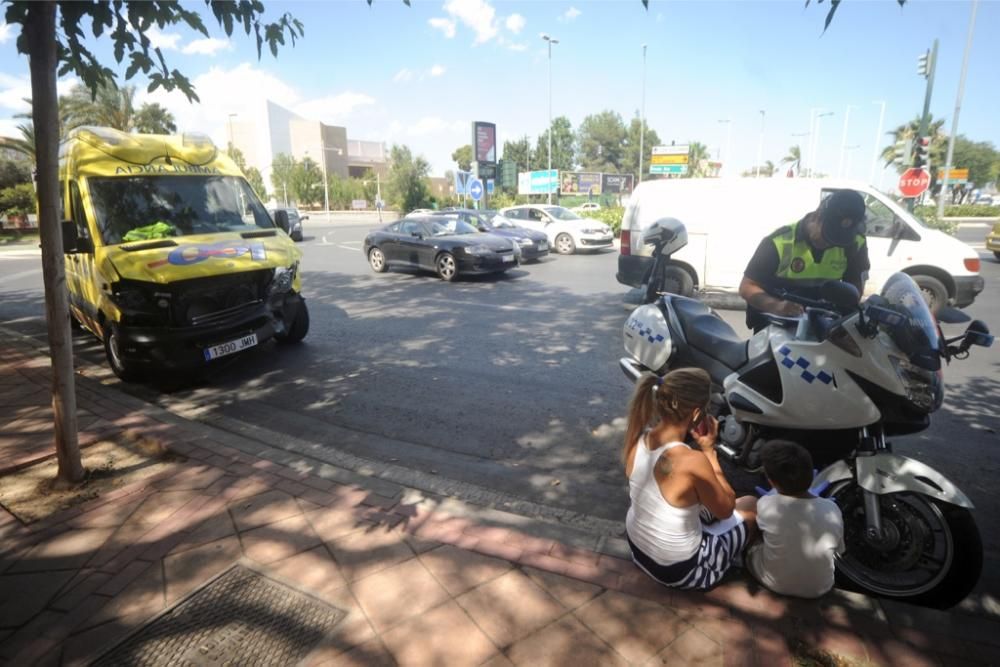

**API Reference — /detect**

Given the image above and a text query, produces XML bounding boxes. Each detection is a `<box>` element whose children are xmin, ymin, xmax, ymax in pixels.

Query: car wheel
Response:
<box><xmin>291</xmin><ymin>231</ymin><xmax>303</xmax><ymax>242</ymax></box>
<box><xmin>368</xmin><ymin>247</ymin><xmax>388</xmax><ymax>273</ymax></box>
<box><xmin>103</xmin><ymin>322</ymin><xmax>143</xmax><ymax>382</ymax></box>
<box><xmin>912</xmin><ymin>274</ymin><xmax>948</xmax><ymax>313</ymax></box>
<box><xmin>555</xmin><ymin>233</ymin><xmax>575</xmax><ymax>255</ymax></box>
<box><xmin>276</xmin><ymin>300</ymin><xmax>309</xmax><ymax>344</ymax></box>
<box><xmin>436</xmin><ymin>252</ymin><xmax>458</xmax><ymax>281</ymax></box>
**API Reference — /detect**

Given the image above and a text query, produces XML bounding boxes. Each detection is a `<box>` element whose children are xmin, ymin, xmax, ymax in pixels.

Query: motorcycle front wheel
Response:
<box><xmin>829</xmin><ymin>481</ymin><xmax>982</xmax><ymax>609</ymax></box>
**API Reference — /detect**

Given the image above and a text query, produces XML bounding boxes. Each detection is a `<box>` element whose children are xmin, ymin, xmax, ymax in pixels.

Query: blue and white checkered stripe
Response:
<box><xmin>638</xmin><ymin>326</ymin><xmax>665</xmax><ymax>344</ymax></box>
<box><xmin>778</xmin><ymin>345</ymin><xmax>834</xmax><ymax>385</ymax></box>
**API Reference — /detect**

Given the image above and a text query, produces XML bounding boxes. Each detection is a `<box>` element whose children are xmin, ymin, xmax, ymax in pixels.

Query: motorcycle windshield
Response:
<box><xmin>879</xmin><ymin>273</ymin><xmax>942</xmax><ymax>372</ymax></box>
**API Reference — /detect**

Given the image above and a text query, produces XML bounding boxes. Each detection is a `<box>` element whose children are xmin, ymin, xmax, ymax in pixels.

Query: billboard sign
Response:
<box><xmin>560</xmin><ymin>172</ymin><xmax>602</xmax><ymax>195</ymax></box>
<box><xmin>652</xmin><ymin>144</ymin><xmax>690</xmax><ymax>156</ymax></box>
<box><xmin>518</xmin><ymin>170</ymin><xmax>559</xmax><ymax>195</ymax></box>
<box><xmin>941</xmin><ymin>168</ymin><xmax>969</xmax><ymax>185</ymax></box>
<box><xmin>473</xmin><ymin>122</ymin><xmax>497</xmax><ymax>163</ymax></box>
<box><xmin>601</xmin><ymin>173</ymin><xmax>634</xmax><ymax>194</ymax></box>
<box><xmin>650</xmin><ymin>164</ymin><xmax>688</xmax><ymax>175</ymax></box>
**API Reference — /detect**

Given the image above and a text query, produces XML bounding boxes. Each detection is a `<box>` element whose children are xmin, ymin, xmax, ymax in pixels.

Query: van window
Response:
<box><xmin>69</xmin><ymin>181</ymin><xmax>91</xmax><ymax>244</ymax></box>
<box><xmin>88</xmin><ymin>175</ymin><xmax>273</xmax><ymax>245</ymax></box>
<box><xmin>863</xmin><ymin>194</ymin><xmax>898</xmax><ymax>239</ymax></box>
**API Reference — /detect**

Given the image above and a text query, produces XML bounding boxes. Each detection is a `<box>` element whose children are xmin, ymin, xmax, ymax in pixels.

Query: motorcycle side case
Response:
<box><xmin>624</xmin><ymin>304</ymin><xmax>674</xmax><ymax>374</ymax></box>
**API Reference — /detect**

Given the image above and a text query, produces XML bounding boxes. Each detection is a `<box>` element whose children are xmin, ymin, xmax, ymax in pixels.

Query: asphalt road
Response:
<box><xmin>2</xmin><ymin>215</ymin><xmax>999</xmax><ymax>601</ymax></box>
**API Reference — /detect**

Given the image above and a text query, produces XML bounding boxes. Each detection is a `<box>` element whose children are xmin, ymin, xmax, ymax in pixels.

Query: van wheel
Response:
<box><xmin>277</xmin><ymin>301</ymin><xmax>309</xmax><ymax>344</ymax></box>
<box><xmin>646</xmin><ymin>265</ymin><xmax>694</xmax><ymax>302</ymax></box>
<box><xmin>555</xmin><ymin>233</ymin><xmax>575</xmax><ymax>255</ymax></box>
<box><xmin>103</xmin><ymin>323</ymin><xmax>143</xmax><ymax>382</ymax></box>
<box><xmin>912</xmin><ymin>275</ymin><xmax>948</xmax><ymax>313</ymax></box>
<box><xmin>994</xmin><ymin>251</ymin><xmax>1000</xmax><ymax>261</ymax></box>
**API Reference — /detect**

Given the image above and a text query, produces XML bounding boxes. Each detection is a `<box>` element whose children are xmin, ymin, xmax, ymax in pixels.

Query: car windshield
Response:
<box><xmin>877</xmin><ymin>272</ymin><xmax>942</xmax><ymax>371</ymax></box>
<box><xmin>89</xmin><ymin>175</ymin><xmax>272</xmax><ymax>245</ymax></box>
<box><xmin>544</xmin><ymin>206</ymin><xmax>581</xmax><ymax>221</ymax></box>
<box><xmin>428</xmin><ymin>218</ymin><xmax>478</xmax><ymax>236</ymax></box>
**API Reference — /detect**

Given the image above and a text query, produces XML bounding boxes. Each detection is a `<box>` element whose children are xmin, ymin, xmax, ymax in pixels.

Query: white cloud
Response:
<box><xmin>507</xmin><ymin>42</ymin><xmax>527</xmax><ymax>52</ymax></box>
<box><xmin>428</xmin><ymin>17</ymin><xmax>457</xmax><ymax>38</ymax></box>
<box><xmin>0</xmin><ymin>73</ymin><xmax>31</xmax><ymax>112</ymax></box>
<box><xmin>443</xmin><ymin>0</ymin><xmax>498</xmax><ymax>44</ymax></box>
<box><xmin>560</xmin><ymin>6</ymin><xmax>582</xmax><ymax>22</ymax></box>
<box><xmin>182</xmin><ymin>37</ymin><xmax>233</xmax><ymax>56</ymax></box>
<box><xmin>297</xmin><ymin>92</ymin><xmax>375</xmax><ymax>124</ymax></box>
<box><xmin>505</xmin><ymin>13</ymin><xmax>525</xmax><ymax>34</ymax></box>
<box><xmin>0</xmin><ymin>22</ymin><xmax>14</xmax><ymax>44</ymax></box>
<box><xmin>393</xmin><ymin>68</ymin><xmax>414</xmax><ymax>82</ymax></box>
<box><xmin>147</xmin><ymin>26</ymin><xmax>181</xmax><ymax>51</ymax></box>
<box><xmin>0</xmin><ymin>117</ymin><xmax>21</xmax><ymax>139</ymax></box>
<box><xmin>429</xmin><ymin>65</ymin><xmax>446</xmax><ymax>77</ymax></box>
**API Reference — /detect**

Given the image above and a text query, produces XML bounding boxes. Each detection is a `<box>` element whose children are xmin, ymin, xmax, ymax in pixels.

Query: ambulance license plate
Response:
<box><xmin>203</xmin><ymin>333</ymin><xmax>258</xmax><ymax>361</ymax></box>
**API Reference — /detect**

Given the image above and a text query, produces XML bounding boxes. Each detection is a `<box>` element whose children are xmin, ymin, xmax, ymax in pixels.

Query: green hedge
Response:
<box><xmin>583</xmin><ymin>206</ymin><xmax>625</xmax><ymax>235</ymax></box>
<box><xmin>912</xmin><ymin>206</ymin><xmax>956</xmax><ymax>235</ymax></box>
<box><xmin>939</xmin><ymin>204</ymin><xmax>1000</xmax><ymax>217</ymax></box>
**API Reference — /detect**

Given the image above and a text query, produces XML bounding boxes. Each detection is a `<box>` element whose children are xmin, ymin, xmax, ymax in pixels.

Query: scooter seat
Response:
<box><xmin>671</xmin><ymin>297</ymin><xmax>749</xmax><ymax>370</ymax></box>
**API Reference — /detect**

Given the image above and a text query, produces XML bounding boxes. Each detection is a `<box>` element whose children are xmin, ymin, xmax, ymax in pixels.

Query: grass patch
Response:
<box><xmin>0</xmin><ymin>231</ymin><xmax>39</xmax><ymax>245</ymax></box>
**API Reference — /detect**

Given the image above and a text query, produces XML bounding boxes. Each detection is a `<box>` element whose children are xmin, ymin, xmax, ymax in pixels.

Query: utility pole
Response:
<box><xmin>939</xmin><ymin>2</ymin><xmax>978</xmax><ymax>219</ymax></box>
<box><xmin>639</xmin><ymin>43</ymin><xmax>647</xmax><ymax>184</ymax></box>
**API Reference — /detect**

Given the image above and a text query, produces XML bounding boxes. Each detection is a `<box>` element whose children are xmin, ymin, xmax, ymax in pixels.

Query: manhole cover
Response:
<box><xmin>94</xmin><ymin>562</ymin><xmax>347</xmax><ymax>666</ymax></box>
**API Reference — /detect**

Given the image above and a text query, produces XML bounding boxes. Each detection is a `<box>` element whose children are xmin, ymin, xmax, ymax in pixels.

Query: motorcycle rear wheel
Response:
<box><xmin>829</xmin><ymin>481</ymin><xmax>982</xmax><ymax>609</ymax></box>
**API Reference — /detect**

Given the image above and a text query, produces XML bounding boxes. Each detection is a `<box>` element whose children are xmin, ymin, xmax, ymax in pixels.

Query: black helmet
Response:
<box><xmin>818</xmin><ymin>190</ymin><xmax>866</xmax><ymax>247</ymax></box>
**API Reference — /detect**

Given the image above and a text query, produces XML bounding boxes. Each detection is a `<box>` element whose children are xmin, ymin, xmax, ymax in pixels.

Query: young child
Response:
<box><xmin>746</xmin><ymin>440</ymin><xmax>845</xmax><ymax>598</ymax></box>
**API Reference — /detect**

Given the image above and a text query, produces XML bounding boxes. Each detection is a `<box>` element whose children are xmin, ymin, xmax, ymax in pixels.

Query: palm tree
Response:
<box><xmin>686</xmin><ymin>141</ymin><xmax>710</xmax><ymax>178</ymax></box>
<box><xmin>781</xmin><ymin>145</ymin><xmax>802</xmax><ymax>175</ymax></box>
<box><xmin>61</xmin><ymin>81</ymin><xmax>137</xmax><ymax>132</ymax></box>
<box><xmin>0</xmin><ymin>97</ymin><xmax>68</xmax><ymax>162</ymax></box>
<box><xmin>133</xmin><ymin>103</ymin><xmax>177</xmax><ymax>134</ymax></box>
<box><xmin>880</xmin><ymin>115</ymin><xmax>947</xmax><ymax>173</ymax></box>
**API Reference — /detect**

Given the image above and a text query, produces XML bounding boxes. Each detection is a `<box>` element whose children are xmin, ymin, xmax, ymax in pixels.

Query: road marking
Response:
<box><xmin>0</xmin><ymin>249</ymin><xmax>41</xmax><ymax>259</ymax></box>
<box><xmin>338</xmin><ymin>244</ymin><xmax>362</xmax><ymax>252</ymax></box>
<box><xmin>958</xmin><ymin>222</ymin><xmax>991</xmax><ymax>229</ymax></box>
<box><xmin>969</xmin><ymin>243</ymin><xmax>986</xmax><ymax>249</ymax></box>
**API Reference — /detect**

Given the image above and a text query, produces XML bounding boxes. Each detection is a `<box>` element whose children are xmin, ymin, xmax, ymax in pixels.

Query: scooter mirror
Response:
<box><xmin>820</xmin><ymin>280</ymin><xmax>860</xmax><ymax>313</ymax></box>
<box><xmin>962</xmin><ymin>320</ymin><xmax>994</xmax><ymax>350</ymax></box>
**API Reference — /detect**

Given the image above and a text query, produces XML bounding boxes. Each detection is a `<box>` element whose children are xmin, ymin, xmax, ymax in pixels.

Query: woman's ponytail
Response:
<box><xmin>622</xmin><ymin>373</ymin><xmax>660</xmax><ymax>464</ymax></box>
<box><xmin>621</xmin><ymin>368</ymin><xmax>711</xmax><ymax>465</ymax></box>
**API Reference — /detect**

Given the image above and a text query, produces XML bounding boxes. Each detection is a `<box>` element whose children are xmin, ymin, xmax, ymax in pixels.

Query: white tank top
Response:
<box><xmin>625</xmin><ymin>436</ymin><xmax>702</xmax><ymax>564</ymax></box>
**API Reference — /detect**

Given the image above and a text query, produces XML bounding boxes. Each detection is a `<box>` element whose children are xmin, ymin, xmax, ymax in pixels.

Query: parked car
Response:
<box><xmin>499</xmin><ymin>205</ymin><xmax>613</xmax><ymax>255</ymax></box>
<box><xmin>431</xmin><ymin>209</ymin><xmax>549</xmax><ymax>261</ymax></box>
<box><xmin>364</xmin><ymin>216</ymin><xmax>518</xmax><ymax>281</ymax></box>
<box><xmin>617</xmin><ymin>178</ymin><xmax>984</xmax><ymax>312</ymax></box>
<box><xmin>987</xmin><ymin>221</ymin><xmax>1000</xmax><ymax>260</ymax></box>
<box><xmin>408</xmin><ymin>208</ymin><xmax>434</xmax><ymax>216</ymax></box>
<box><xmin>268</xmin><ymin>207</ymin><xmax>306</xmax><ymax>241</ymax></box>
<box><xmin>573</xmin><ymin>202</ymin><xmax>602</xmax><ymax>213</ymax></box>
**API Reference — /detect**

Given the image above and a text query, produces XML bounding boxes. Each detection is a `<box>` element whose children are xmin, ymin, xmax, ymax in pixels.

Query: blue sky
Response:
<box><xmin>1</xmin><ymin>0</ymin><xmax>997</xmax><ymax>187</ymax></box>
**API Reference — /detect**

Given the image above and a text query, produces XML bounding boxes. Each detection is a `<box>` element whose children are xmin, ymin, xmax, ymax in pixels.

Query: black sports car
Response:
<box><xmin>436</xmin><ymin>208</ymin><xmax>550</xmax><ymax>261</ymax></box>
<box><xmin>364</xmin><ymin>216</ymin><xmax>518</xmax><ymax>281</ymax></box>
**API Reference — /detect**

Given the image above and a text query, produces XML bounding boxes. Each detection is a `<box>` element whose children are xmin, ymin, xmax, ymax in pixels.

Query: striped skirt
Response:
<box><xmin>627</xmin><ymin>513</ymin><xmax>748</xmax><ymax>591</ymax></box>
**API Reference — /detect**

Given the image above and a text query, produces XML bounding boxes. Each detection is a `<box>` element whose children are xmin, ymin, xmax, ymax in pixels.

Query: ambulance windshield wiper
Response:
<box><xmin>120</xmin><ymin>239</ymin><xmax>179</xmax><ymax>251</ymax></box>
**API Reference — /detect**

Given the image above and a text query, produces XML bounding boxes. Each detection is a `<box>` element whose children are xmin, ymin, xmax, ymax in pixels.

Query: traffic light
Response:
<box><xmin>917</xmin><ymin>49</ymin><xmax>932</xmax><ymax>78</ymax></box>
<box><xmin>913</xmin><ymin>136</ymin><xmax>931</xmax><ymax>168</ymax></box>
<box><xmin>893</xmin><ymin>138</ymin><xmax>913</xmax><ymax>166</ymax></box>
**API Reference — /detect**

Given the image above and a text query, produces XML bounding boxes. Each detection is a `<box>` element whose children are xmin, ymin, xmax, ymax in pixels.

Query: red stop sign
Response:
<box><xmin>899</xmin><ymin>168</ymin><xmax>930</xmax><ymax>198</ymax></box>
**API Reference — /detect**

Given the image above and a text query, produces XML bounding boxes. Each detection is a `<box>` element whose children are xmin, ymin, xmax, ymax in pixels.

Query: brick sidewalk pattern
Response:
<box><xmin>1</xmin><ymin>340</ymin><xmax>998</xmax><ymax>665</ymax></box>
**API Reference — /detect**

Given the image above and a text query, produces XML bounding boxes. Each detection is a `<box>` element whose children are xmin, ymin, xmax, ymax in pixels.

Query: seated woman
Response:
<box><xmin>623</xmin><ymin>368</ymin><xmax>758</xmax><ymax>590</ymax></box>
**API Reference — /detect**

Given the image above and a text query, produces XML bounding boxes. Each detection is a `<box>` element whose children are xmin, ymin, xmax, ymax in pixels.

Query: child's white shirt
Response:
<box><xmin>747</xmin><ymin>494</ymin><xmax>845</xmax><ymax>598</ymax></box>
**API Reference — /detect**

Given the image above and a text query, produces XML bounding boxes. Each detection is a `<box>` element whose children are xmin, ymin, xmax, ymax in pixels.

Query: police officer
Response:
<box><xmin>739</xmin><ymin>189</ymin><xmax>869</xmax><ymax>331</ymax></box>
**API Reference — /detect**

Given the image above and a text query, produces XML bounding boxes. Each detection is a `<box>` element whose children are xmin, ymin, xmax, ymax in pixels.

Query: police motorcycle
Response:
<box><xmin>620</xmin><ymin>219</ymin><xmax>994</xmax><ymax>608</ymax></box>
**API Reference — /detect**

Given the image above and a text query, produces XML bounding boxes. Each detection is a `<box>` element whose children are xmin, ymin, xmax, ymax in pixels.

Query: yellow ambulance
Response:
<box><xmin>59</xmin><ymin>126</ymin><xmax>308</xmax><ymax>381</ymax></box>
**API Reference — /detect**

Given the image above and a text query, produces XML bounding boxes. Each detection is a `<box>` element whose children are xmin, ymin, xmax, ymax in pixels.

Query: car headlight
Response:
<box><xmin>269</xmin><ymin>262</ymin><xmax>298</xmax><ymax>295</ymax></box>
<box><xmin>890</xmin><ymin>355</ymin><xmax>942</xmax><ymax>412</ymax></box>
<box><xmin>464</xmin><ymin>244</ymin><xmax>493</xmax><ymax>255</ymax></box>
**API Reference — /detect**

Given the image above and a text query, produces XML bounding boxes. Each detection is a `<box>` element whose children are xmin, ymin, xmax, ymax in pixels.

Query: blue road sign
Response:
<box><xmin>487</xmin><ymin>179</ymin><xmax>495</xmax><ymax>194</ymax></box>
<box><xmin>469</xmin><ymin>178</ymin><xmax>484</xmax><ymax>201</ymax></box>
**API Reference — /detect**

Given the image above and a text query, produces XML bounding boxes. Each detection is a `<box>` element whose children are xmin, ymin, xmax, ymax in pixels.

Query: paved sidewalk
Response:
<box><xmin>0</xmin><ymin>339</ymin><xmax>997</xmax><ymax>665</ymax></box>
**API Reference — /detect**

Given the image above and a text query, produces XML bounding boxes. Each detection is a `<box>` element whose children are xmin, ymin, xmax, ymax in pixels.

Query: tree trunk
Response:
<box><xmin>26</xmin><ymin>1</ymin><xmax>84</xmax><ymax>484</ymax></box>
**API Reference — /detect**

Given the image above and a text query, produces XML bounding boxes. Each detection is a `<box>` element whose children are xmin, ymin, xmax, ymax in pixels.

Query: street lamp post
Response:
<box><xmin>939</xmin><ymin>0</ymin><xmax>979</xmax><ymax>219</ymax></box>
<box><xmin>810</xmin><ymin>111</ymin><xmax>834</xmax><ymax>176</ymax></box>
<box><xmin>755</xmin><ymin>110</ymin><xmax>765</xmax><ymax>178</ymax></box>
<box><xmin>717</xmin><ymin>119</ymin><xmax>731</xmax><ymax>176</ymax></box>
<box><xmin>869</xmin><ymin>100</ymin><xmax>886</xmax><ymax>188</ymax></box>
<box><xmin>541</xmin><ymin>33</ymin><xmax>559</xmax><ymax>204</ymax></box>
<box><xmin>639</xmin><ymin>43</ymin><xmax>647</xmax><ymax>185</ymax></box>
<box><xmin>837</xmin><ymin>105</ymin><xmax>856</xmax><ymax>178</ymax></box>
<box><xmin>227</xmin><ymin>113</ymin><xmax>237</xmax><ymax>151</ymax></box>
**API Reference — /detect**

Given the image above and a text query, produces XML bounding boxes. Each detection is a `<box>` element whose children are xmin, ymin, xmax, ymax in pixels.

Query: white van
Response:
<box><xmin>616</xmin><ymin>178</ymin><xmax>985</xmax><ymax>311</ymax></box>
